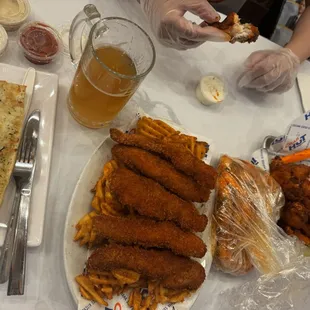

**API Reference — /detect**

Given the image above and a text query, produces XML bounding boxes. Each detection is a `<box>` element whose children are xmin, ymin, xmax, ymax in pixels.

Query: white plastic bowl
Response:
<box><xmin>0</xmin><ymin>0</ymin><xmax>31</xmax><ymax>31</ymax></box>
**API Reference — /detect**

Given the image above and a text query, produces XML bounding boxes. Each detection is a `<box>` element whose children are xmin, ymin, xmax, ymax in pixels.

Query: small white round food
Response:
<box><xmin>196</xmin><ymin>76</ymin><xmax>225</xmax><ymax>106</ymax></box>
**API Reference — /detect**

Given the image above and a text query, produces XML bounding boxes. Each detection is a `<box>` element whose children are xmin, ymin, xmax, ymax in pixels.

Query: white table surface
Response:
<box><xmin>1</xmin><ymin>0</ymin><xmax>310</xmax><ymax>309</ymax></box>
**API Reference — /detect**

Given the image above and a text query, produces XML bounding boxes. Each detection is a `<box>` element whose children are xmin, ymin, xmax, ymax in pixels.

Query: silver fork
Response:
<box><xmin>0</xmin><ymin>110</ymin><xmax>40</xmax><ymax>293</ymax></box>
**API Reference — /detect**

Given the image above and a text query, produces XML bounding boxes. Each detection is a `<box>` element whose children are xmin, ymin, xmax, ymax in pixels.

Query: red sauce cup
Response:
<box><xmin>18</xmin><ymin>21</ymin><xmax>62</xmax><ymax>65</ymax></box>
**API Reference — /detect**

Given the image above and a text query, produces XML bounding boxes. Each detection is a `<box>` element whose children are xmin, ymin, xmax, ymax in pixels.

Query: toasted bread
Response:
<box><xmin>0</xmin><ymin>81</ymin><xmax>25</xmax><ymax>206</ymax></box>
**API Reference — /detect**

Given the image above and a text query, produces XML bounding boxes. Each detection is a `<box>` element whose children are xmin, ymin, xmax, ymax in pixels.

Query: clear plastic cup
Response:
<box><xmin>18</xmin><ymin>21</ymin><xmax>63</xmax><ymax>65</ymax></box>
<box><xmin>0</xmin><ymin>0</ymin><xmax>31</xmax><ymax>31</ymax></box>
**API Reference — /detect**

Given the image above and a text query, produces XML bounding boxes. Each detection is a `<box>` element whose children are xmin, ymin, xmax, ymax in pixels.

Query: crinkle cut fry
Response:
<box><xmin>110</xmin><ymin>128</ymin><xmax>217</xmax><ymax>190</ymax></box>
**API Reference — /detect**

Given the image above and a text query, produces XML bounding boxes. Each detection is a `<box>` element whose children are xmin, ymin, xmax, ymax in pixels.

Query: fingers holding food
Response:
<box><xmin>211</xmin><ymin>12</ymin><xmax>259</xmax><ymax>43</ymax></box>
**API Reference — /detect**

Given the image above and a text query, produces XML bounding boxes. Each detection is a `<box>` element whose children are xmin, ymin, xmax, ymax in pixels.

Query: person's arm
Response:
<box><xmin>286</xmin><ymin>3</ymin><xmax>310</xmax><ymax>62</ymax></box>
<box><xmin>139</xmin><ymin>0</ymin><xmax>230</xmax><ymax>50</ymax></box>
<box><xmin>238</xmin><ymin>2</ymin><xmax>310</xmax><ymax>93</ymax></box>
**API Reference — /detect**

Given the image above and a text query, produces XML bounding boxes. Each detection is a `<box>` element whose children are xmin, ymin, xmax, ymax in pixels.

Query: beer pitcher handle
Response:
<box><xmin>69</xmin><ymin>4</ymin><xmax>101</xmax><ymax>67</ymax></box>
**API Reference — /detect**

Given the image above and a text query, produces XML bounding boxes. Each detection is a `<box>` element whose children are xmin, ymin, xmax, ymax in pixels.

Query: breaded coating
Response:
<box><xmin>109</xmin><ymin>168</ymin><xmax>208</xmax><ymax>232</ymax></box>
<box><xmin>112</xmin><ymin>144</ymin><xmax>210</xmax><ymax>202</ymax></box>
<box><xmin>93</xmin><ymin>215</ymin><xmax>207</xmax><ymax>258</ymax></box>
<box><xmin>211</xmin><ymin>12</ymin><xmax>259</xmax><ymax>43</ymax></box>
<box><xmin>110</xmin><ymin>129</ymin><xmax>217</xmax><ymax>190</ymax></box>
<box><xmin>87</xmin><ymin>244</ymin><xmax>206</xmax><ymax>290</ymax></box>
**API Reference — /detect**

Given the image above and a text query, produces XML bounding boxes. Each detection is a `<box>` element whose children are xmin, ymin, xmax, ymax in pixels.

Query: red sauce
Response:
<box><xmin>20</xmin><ymin>23</ymin><xmax>59</xmax><ymax>65</ymax></box>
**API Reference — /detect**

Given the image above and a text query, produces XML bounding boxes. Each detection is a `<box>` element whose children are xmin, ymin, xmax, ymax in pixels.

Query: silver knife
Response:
<box><xmin>7</xmin><ymin>110</ymin><xmax>40</xmax><ymax>295</ymax></box>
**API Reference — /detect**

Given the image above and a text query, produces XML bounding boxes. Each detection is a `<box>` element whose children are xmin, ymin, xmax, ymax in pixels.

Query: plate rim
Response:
<box><xmin>63</xmin><ymin>135</ymin><xmax>109</xmax><ymax>306</ymax></box>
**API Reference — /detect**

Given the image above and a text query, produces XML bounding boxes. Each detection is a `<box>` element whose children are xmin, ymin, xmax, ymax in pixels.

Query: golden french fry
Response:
<box><xmin>155</xmin><ymin>284</ymin><xmax>161</xmax><ymax>303</ymax></box>
<box><xmin>132</xmin><ymin>288</ymin><xmax>142</xmax><ymax>310</ymax></box>
<box><xmin>101</xmin><ymin>202</ymin><xmax>123</xmax><ymax>216</ymax></box>
<box><xmin>75</xmin><ymin>275</ymin><xmax>108</xmax><ymax>306</ymax></box>
<box><xmin>141</xmin><ymin>295</ymin><xmax>152</xmax><ymax>310</ymax></box>
<box><xmin>137</xmin><ymin>116</ymin><xmax>209</xmax><ymax>160</ymax></box>
<box><xmin>148</xmin><ymin>281</ymin><xmax>157</xmax><ymax>294</ymax></box>
<box><xmin>74</xmin><ymin>226</ymin><xmax>90</xmax><ymax>246</ymax></box>
<box><xmin>159</xmin><ymin>284</ymin><xmax>168</xmax><ymax>298</ymax></box>
<box><xmin>137</xmin><ymin>127</ymin><xmax>162</xmax><ymax>139</ymax></box>
<box><xmin>112</xmin><ymin>269</ymin><xmax>140</xmax><ymax>285</ymax></box>
<box><xmin>100</xmin><ymin>207</ymin><xmax>111</xmax><ymax>216</ymax></box>
<box><xmin>154</xmin><ymin>284</ymin><xmax>167</xmax><ymax>304</ymax></box>
<box><xmin>128</xmin><ymin>290</ymin><xmax>134</xmax><ymax>307</ymax></box>
<box><xmin>88</xmin><ymin>270</ymin><xmax>113</xmax><ymax>277</ymax></box>
<box><xmin>101</xmin><ymin>286</ymin><xmax>113</xmax><ymax>294</ymax></box>
<box><xmin>149</xmin><ymin>302</ymin><xmax>158</xmax><ymax>310</ymax></box>
<box><xmin>89</xmin><ymin>274</ymin><xmax>120</xmax><ymax>286</ymax></box>
<box><xmin>89</xmin><ymin>211</ymin><xmax>98</xmax><ymax>218</ymax></box>
<box><xmin>74</xmin><ymin>211</ymin><xmax>99</xmax><ymax>246</ymax></box>
<box><xmin>103</xmin><ymin>160</ymin><xmax>118</xmax><ymax>178</ymax></box>
<box><xmin>154</xmin><ymin>119</ymin><xmax>178</xmax><ymax>135</ymax></box>
<box><xmin>101</xmin><ymin>286</ymin><xmax>113</xmax><ymax>300</ymax></box>
<box><xmin>80</xmin><ymin>286</ymin><xmax>92</xmax><ymax>300</ymax></box>
<box><xmin>91</xmin><ymin>196</ymin><xmax>101</xmax><ymax>212</ymax></box>
<box><xmin>137</xmin><ymin>116</ymin><xmax>177</xmax><ymax>139</ymax></box>
<box><xmin>75</xmin><ymin>213</ymin><xmax>91</xmax><ymax>229</ymax></box>
<box><xmin>97</xmin><ymin>178</ymin><xmax>105</xmax><ymax>198</ymax></box>
<box><xmin>89</xmin><ymin>229</ymin><xmax>97</xmax><ymax>245</ymax></box>
<box><xmin>114</xmin><ymin>285</ymin><xmax>123</xmax><ymax>295</ymax></box>
<box><xmin>166</xmin><ymin>291</ymin><xmax>190</xmax><ymax>303</ymax></box>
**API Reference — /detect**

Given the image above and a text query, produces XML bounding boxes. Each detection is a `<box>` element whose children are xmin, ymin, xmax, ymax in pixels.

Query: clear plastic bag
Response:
<box><xmin>213</xmin><ymin>155</ymin><xmax>302</xmax><ymax>275</ymax></box>
<box><xmin>217</xmin><ymin>256</ymin><xmax>310</xmax><ymax>310</ymax></box>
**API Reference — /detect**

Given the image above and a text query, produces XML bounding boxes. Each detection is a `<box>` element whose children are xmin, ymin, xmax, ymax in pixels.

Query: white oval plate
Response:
<box><xmin>64</xmin><ymin>114</ymin><xmax>215</xmax><ymax>310</ymax></box>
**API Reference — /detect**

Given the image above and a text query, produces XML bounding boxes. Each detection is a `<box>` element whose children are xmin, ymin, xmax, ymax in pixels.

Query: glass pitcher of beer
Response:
<box><xmin>68</xmin><ymin>4</ymin><xmax>156</xmax><ymax>128</ymax></box>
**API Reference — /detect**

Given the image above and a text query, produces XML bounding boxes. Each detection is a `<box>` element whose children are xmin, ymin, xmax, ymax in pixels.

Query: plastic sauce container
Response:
<box><xmin>0</xmin><ymin>25</ymin><xmax>8</xmax><ymax>57</ymax></box>
<box><xmin>196</xmin><ymin>75</ymin><xmax>226</xmax><ymax>106</ymax></box>
<box><xmin>0</xmin><ymin>0</ymin><xmax>30</xmax><ymax>31</ymax></box>
<box><xmin>18</xmin><ymin>21</ymin><xmax>62</xmax><ymax>65</ymax></box>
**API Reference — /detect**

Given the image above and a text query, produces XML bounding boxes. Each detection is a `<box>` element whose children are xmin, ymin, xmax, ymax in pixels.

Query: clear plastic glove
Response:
<box><xmin>238</xmin><ymin>48</ymin><xmax>300</xmax><ymax>93</ymax></box>
<box><xmin>140</xmin><ymin>0</ymin><xmax>230</xmax><ymax>50</ymax></box>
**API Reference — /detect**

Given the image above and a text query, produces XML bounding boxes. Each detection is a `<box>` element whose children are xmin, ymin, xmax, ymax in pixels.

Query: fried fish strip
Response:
<box><xmin>109</xmin><ymin>168</ymin><xmax>208</xmax><ymax>232</ymax></box>
<box><xmin>110</xmin><ymin>128</ymin><xmax>217</xmax><ymax>189</ymax></box>
<box><xmin>87</xmin><ymin>244</ymin><xmax>206</xmax><ymax>290</ymax></box>
<box><xmin>93</xmin><ymin>215</ymin><xmax>207</xmax><ymax>258</ymax></box>
<box><xmin>112</xmin><ymin>144</ymin><xmax>210</xmax><ymax>202</ymax></box>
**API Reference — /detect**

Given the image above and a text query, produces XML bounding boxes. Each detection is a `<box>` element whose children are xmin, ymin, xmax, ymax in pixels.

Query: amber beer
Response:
<box><xmin>68</xmin><ymin>14</ymin><xmax>155</xmax><ymax>128</ymax></box>
<box><xmin>68</xmin><ymin>46</ymin><xmax>139</xmax><ymax>128</ymax></box>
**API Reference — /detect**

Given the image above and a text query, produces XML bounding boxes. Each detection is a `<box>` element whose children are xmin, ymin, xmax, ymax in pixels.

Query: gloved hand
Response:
<box><xmin>140</xmin><ymin>0</ymin><xmax>230</xmax><ymax>50</ymax></box>
<box><xmin>238</xmin><ymin>48</ymin><xmax>300</xmax><ymax>93</ymax></box>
